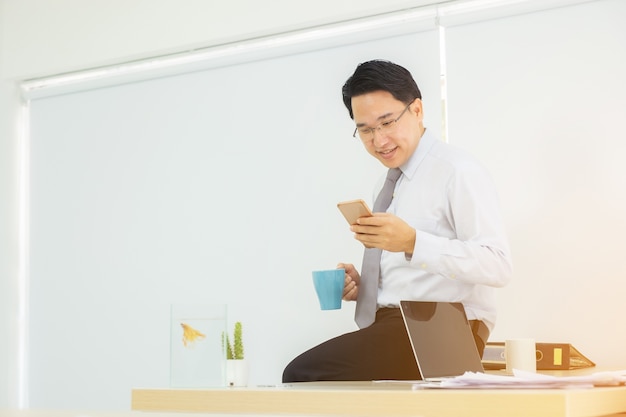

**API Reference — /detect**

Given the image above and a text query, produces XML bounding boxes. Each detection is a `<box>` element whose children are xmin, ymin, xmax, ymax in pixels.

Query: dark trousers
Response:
<box><xmin>282</xmin><ymin>308</ymin><xmax>488</xmax><ymax>383</ymax></box>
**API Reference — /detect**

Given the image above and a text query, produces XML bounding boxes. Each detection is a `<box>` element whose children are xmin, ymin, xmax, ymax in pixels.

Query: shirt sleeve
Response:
<box><xmin>409</xmin><ymin>161</ymin><xmax>513</xmax><ymax>288</ymax></box>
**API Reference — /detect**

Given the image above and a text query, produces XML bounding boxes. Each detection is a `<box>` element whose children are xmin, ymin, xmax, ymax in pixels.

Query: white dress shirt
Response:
<box><xmin>375</xmin><ymin>129</ymin><xmax>513</xmax><ymax>330</ymax></box>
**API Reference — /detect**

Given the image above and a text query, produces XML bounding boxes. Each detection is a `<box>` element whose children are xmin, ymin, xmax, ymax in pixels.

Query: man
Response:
<box><xmin>282</xmin><ymin>60</ymin><xmax>512</xmax><ymax>382</ymax></box>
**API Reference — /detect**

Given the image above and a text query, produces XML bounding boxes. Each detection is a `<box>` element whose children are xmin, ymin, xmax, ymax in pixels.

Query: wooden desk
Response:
<box><xmin>131</xmin><ymin>381</ymin><xmax>626</xmax><ymax>417</ymax></box>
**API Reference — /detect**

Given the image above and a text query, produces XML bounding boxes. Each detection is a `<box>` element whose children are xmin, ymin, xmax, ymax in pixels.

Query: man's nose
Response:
<box><xmin>371</xmin><ymin>128</ymin><xmax>388</xmax><ymax>147</ymax></box>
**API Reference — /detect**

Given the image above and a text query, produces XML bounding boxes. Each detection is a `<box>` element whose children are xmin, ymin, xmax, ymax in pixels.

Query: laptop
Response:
<box><xmin>399</xmin><ymin>300</ymin><xmax>484</xmax><ymax>382</ymax></box>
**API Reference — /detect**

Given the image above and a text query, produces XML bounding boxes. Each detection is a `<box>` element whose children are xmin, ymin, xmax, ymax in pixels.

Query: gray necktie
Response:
<box><xmin>355</xmin><ymin>167</ymin><xmax>402</xmax><ymax>328</ymax></box>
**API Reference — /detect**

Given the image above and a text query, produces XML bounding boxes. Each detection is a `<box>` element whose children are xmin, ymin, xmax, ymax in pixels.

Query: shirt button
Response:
<box><xmin>421</xmin><ymin>263</ymin><xmax>427</xmax><ymax>269</ymax></box>
<box><xmin>450</xmin><ymin>274</ymin><xmax>456</xmax><ymax>279</ymax></box>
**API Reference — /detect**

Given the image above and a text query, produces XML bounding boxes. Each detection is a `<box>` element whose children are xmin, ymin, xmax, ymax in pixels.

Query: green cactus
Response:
<box><xmin>222</xmin><ymin>332</ymin><xmax>234</xmax><ymax>359</ymax></box>
<box><xmin>233</xmin><ymin>322</ymin><xmax>244</xmax><ymax>360</ymax></box>
<box><xmin>222</xmin><ymin>321</ymin><xmax>244</xmax><ymax>360</ymax></box>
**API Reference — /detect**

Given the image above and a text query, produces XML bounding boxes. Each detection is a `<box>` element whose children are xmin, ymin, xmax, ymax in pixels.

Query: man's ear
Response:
<box><xmin>411</xmin><ymin>99</ymin><xmax>424</xmax><ymax>120</ymax></box>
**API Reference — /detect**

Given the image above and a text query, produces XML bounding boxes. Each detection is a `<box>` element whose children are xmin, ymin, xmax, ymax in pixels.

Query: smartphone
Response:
<box><xmin>337</xmin><ymin>199</ymin><xmax>373</xmax><ymax>225</ymax></box>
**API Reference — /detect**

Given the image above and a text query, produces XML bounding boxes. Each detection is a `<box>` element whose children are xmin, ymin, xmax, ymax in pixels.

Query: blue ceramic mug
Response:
<box><xmin>312</xmin><ymin>268</ymin><xmax>345</xmax><ymax>310</ymax></box>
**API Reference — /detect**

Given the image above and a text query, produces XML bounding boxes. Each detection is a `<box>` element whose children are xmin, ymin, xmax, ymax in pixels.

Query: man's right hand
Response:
<box><xmin>337</xmin><ymin>262</ymin><xmax>360</xmax><ymax>301</ymax></box>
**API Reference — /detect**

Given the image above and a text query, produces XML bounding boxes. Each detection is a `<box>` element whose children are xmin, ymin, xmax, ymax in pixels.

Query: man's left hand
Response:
<box><xmin>350</xmin><ymin>212</ymin><xmax>416</xmax><ymax>255</ymax></box>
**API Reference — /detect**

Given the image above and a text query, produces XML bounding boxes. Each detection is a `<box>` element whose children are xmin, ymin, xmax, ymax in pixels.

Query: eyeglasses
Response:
<box><xmin>352</xmin><ymin>100</ymin><xmax>413</xmax><ymax>142</ymax></box>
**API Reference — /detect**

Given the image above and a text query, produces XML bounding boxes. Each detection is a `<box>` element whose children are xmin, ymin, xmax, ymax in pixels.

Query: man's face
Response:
<box><xmin>351</xmin><ymin>90</ymin><xmax>424</xmax><ymax>169</ymax></box>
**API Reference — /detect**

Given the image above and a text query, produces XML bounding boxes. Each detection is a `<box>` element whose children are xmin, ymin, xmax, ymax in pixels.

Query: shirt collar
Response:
<box><xmin>399</xmin><ymin>128</ymin><xmax>437</xmax><ymax>180</ymax></box>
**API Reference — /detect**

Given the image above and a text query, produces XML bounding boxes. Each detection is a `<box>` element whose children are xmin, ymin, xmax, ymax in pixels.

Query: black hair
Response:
<box><xmin>341</xmin><ymin>60</ymin><xmax>422</xmax><ymax>119</ymax></box>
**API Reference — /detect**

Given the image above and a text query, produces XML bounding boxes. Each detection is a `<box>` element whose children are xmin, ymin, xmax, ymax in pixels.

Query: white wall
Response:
<box><xmin>443</xmin><ymin>0</ymin><xmax>626</xmax><ymax>358</ymax></box>
<box><xmin>0</xmin><ymin>0</ymin><xmax>442</xmax><ymax>78</ymax></box>
<box><xmin>0</xmin><ymin>0</ymin><xmax>442</xmax><ymax>409</ymax></box>
<box><xmin>2</xmin><ymin>0</ymin><xmax>625</xmax><ymax>411</ymax></box>
<box><xmin>23</xmin><ymin>29</ymin><xmax>441</xmax><ymax>411</ymax></box>
<box><xmin>0</xmin><ymin>0</ymin><xmax>21</xmax><ymax>406</ymax></box>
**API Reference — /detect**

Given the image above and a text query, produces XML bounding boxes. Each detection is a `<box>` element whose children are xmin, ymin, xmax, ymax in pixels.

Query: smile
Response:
<box><xmin>379</xmin><ymin>147</ymin><xmax>397</xmax><ymax>156</ymax></box>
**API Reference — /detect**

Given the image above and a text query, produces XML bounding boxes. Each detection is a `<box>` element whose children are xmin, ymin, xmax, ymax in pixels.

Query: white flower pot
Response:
<box><xmin>226</xmin><ymin>359</ymin><xmax>249</xmax><ymax>387</ymax></box>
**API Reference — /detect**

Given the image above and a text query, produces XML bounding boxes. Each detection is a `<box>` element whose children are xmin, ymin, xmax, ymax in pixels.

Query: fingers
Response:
<box><xmin>354</xmin><ymin>212</ymin><xmax>390</xmax><ymax>226</ymax></box>
<box><xmin>352</xmin><ymin>227</ymin><xmax>387</xmax><ymax>249</ymax></box>
<box><xmin>351</xmin><ymin>213</ymin><xmax>414</xmax><ymax>253</ymax></box>
<box><xmin>338</xmin><ymin>263</ymin><xmax>357</xmax><ymax>277</ymax></box>
<box><xmin>337</xmin><ymin>263</ymin><xmax>359</xmax><ymax>301</ymax></box>
<box><xmin>350</xmin><ymin>214</ymin><xmax>390</xmax><ymax>245</ymax></box>
<box><xmin>342</xmin><ymin>279</ymin><xmax>358</xmax><ymax>301</ymax></box>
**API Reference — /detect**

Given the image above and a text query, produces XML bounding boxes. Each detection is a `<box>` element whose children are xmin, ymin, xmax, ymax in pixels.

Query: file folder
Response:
<box><xmin>482</xmin><ymin>342</ymin><xmax>595</xmax><ymax>370</ymax></box>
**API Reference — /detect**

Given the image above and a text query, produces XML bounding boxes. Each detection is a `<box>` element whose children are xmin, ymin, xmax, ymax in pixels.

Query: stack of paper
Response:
<box><xmin>414</xmin><ymin>370</ymin><xmax>626</xmax><ymax>389</ymax></box>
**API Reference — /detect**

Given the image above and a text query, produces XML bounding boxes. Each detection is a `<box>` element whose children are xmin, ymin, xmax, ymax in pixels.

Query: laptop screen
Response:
<box><xmin>400</xmin><ymin>301</ymin><xmax>484</xmax><ymax>379</ymax></box>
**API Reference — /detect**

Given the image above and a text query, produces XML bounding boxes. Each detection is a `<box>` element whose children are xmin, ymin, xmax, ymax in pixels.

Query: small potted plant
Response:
<box><xmin>223</xmin><ymin>321</ymin><xmax>248</xmax><ymax>386</ymax></box>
